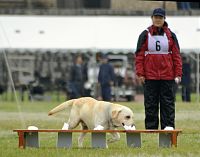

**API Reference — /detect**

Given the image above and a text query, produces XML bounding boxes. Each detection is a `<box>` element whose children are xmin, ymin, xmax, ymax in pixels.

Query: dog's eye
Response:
<box><xmin>125</xmin><ymin>116</ymin><xmax>130</xmax><ymax>119</ymax></box>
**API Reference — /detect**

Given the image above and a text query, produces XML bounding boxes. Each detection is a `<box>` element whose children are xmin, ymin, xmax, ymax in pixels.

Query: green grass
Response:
<box><xmin>0</xmin><ymin>93</ymin><xmax>200</xmax><ymax>157</ymax></box>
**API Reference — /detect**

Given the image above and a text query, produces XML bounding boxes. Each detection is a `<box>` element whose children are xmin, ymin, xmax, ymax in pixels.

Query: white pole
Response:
<box><xmin>0</xmin><ymin>22</ymin><xmax>26</xmax><ymax>128</ymax></box>
<box><xmin>197</xmin><ymin>53</ymin><xmax>199</xmax><ymax>104</ymax></box>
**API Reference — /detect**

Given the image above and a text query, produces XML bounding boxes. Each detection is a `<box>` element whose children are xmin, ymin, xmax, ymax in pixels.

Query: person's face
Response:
<box><xmin>102</xmin><ymin>58</ymin><xmax>108</xmax><ymax>64</ymax></box>
<box><xmin>76</xmin><ymin>56</ymin><xmax>83</xmax><ymax>64</ymax></box>
<box><xmin>152</xmin><ymin>15</ymin><xmax>165</xmax><ymax>27</ymax></box>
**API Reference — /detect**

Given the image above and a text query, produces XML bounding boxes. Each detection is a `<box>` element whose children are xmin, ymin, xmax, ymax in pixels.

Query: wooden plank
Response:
<box><xmin>13</xmin><ymin>129</ymin><xmax>182</xmax><ymax>133</ymax></box>
<box><xmin>13</xmin><ymin>129</ymin><xmax>182</xmax><ymax>149</ymax></box>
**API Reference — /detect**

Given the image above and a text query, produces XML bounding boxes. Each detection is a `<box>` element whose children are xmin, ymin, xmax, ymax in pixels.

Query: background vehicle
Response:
<box><xmin>86</xmin><ymin>54</ymin><xmax>136</xmax><ymax>101</ymax></box>
<box><xmin>108</xmin><ymin>54</ymin><xmax>136</xmax><ymax>101</ymax></box>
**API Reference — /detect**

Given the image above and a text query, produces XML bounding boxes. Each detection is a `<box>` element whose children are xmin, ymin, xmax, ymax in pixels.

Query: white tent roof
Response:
<box><xmin>0</xmin><ymin>15</ymin><xmax>199</xmax><ymax>52</ymax></box>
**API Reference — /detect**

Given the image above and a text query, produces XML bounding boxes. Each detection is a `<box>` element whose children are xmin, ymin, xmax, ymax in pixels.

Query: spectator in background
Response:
<box><xmin>181</xmin><ymin>56</ymin><xmax>191</xmax><ymax>102</ymax></box>
<box><xmin>67</xmin><ymin>54</ymin><xmax>87</xmax><ymax>99</ymax></box>
<box><xmin>177</xmin><ymin>2</ymin><xmax>191</xmax><ymax>10</ymax></box>
<box><xmin>0</xmin><ymin>85</ymin><xmax>5</xmax><ymax>95</ymax></box>
<box><xmin>98</xmin><ymin>54</ymin><xmax>115</xmax><ymax>101</ymax></box>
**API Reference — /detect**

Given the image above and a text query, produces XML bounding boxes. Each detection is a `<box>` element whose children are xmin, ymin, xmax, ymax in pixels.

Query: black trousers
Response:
<box><xmin>182</xmin><ymin>85</ymin><xmax>191</xmax><ymax>102</ymax></box>
<box><xmin>144</xmin><ymin>80</ymin><xmax>175</xmax><ymax>130</ymax></box>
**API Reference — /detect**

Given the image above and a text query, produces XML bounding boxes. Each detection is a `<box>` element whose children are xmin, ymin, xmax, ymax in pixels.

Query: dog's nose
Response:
<box><xmin>131</xmin><ymin>124</ymin><xmax>135</xmax><ymax>127</ymax></box>
<box><xmin>122</xmin><ymin>123</ymin><xmax>125</xmax><ymax>126</ymax></box>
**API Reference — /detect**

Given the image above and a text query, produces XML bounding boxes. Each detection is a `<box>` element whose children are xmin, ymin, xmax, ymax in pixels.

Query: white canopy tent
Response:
<box><xmin>0</xmin><ymin>15</ymin><xmax>199</xmax><ymax>51</ymax></box>
<box><xmin>0</xmin><ymin>15</ymin><xmax>199</xmax><ymax>102</ymax></box>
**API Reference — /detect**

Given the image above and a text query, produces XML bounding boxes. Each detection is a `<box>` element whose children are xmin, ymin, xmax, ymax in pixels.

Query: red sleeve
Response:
<box><xmin>135</xmin><ymin>31</ymin><xmax>148</xmax><ymax>77</ymax></box>
<box><xmin>171</xmin><ymin>35</ymin><xmax>182</xmax><ymax>77</ymax></box>
<box><xmin>135</xmin><ymin>47</ymin><xmax>145</xmax><ymax>77</ymax></box>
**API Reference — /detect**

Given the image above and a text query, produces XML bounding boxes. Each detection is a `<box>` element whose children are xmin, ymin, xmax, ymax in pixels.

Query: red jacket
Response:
<box><xmin>135</xmin><ymin>23</ymin><xmax>182</xmax><ymax>80</ymax></box>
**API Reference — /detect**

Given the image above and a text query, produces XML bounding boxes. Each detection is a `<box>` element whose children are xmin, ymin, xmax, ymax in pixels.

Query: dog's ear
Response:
<box><xmin>112</xmin><ymin>108</ymin><xmax>122</xmax><ymax>119</ymax></box>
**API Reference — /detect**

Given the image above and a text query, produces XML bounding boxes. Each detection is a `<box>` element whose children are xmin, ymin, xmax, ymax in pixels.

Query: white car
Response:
<box><xmin>108</xmin><ymin>55</ymin><xmax>135</xmax><ymax>101</ymax></box>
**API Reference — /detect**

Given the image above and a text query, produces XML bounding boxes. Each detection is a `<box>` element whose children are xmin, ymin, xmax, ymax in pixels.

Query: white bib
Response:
<box><xmin>145</xmin><ymin>30</ymin><xmax>170</xmax><ymax>55</ymax></box>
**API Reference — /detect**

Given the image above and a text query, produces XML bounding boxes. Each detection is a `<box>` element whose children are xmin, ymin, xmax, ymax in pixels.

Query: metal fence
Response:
<box><xmin>0</xmin><ymin>8</ymin><xmax>200</xmax><ymax>16</ymax></box>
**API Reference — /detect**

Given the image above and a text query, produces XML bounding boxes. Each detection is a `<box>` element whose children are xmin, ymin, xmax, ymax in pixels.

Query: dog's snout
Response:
<box><xmin>122</xmin><ymin>123</ymin><xmax>125</xmax><ymax>126</ymax></box>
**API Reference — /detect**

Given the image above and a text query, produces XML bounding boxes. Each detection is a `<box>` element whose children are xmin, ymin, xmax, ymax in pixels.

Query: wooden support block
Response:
<box><xmin>126</xmin><ymin>133</ymin><xmax>141</xmax><ymax>148</ymax></box>
<box><xmin>159</xmin><ymin>133</ymin><xmax>171</xmax><ymax>147</ymax></box>
<box><xmin>91</xmin><ymin>132</ymin><xmax>106</xmax><ymax>148</ymax></box>
<box><xmin>25</xmin><ymin>132</ymin><xmax>39</xmax><ymax>148</ymax></box>
<box><xmin>57</xmin><ymin>132</ymin><xmax>72</xmax><ymax>148</ymax></box>
<box><xmin>18</xmin><ymin>131</ymin><xmax>25</xmax><ymax>149</ymax></box>
<box><xmin>171</xmin><ymin>132</ymin><xmax>178</xmax><ymax>147</ymax></box>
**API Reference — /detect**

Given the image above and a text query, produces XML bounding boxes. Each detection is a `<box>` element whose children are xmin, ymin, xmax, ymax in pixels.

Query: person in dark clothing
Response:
<box><xmin>135</xmin><ymin>8</ymin><xmax>182</xmax><ymax>130</ymax></box>
<box><xmin>67</xmin><ymin>55</ymin><xmax>87</xmax><ymax>99</ymax></box>
<box><xmin>177</xmin><ymin>2</ymin><xmax>191</xmax><ymax>10</ymax></box>
<box><xmin>181</xmin><ymin>56</ymin><xmax>191</xmax><ymax>102</ymax></box>
<box><xmin>98</xmin><ymin>54</ymin><xmax>115</xmax><ymax>101</ymax></box>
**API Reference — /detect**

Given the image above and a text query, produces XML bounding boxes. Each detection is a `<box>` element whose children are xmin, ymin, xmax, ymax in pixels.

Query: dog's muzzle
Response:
<box><xmin>122</xmin><ymin>123</ymin><xmax>135</xmax><ymax>127</ymax></box>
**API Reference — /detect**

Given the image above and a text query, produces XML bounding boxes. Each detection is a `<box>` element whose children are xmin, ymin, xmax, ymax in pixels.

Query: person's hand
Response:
<box><xmin>175</xmin><ymin>77</ymin><xmax>181</xmax><ymax>84</ymax></box>
<box><xmin>97</xmin><ymin>96</ymin><xmax>102</xmax><ymax>101</ymax></box>
<box><xmin>110</xmin><ymin>81</ymin><xmax>114</xmax><ymax>86</ymax></box>
<box><xmin>137</xmin><ymin>76</ymin><xmax>145</xmax><ymax>85</ymax></box>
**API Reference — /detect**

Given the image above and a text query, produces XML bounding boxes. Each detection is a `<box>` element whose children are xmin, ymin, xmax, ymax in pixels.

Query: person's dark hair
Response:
<box><xmin>182</xmin><ymin>55</ymin><xmax>188</xmax><ymax>63</ymax></box>
<box><xmin>101</xmin><ymin>54</ymin><xmax>108</xmax><ymax>59</ymax></box>
<box><xmin>74</xmin><ymin>54</ymin><xmax>82</xmax><ymax>62</ymax></box>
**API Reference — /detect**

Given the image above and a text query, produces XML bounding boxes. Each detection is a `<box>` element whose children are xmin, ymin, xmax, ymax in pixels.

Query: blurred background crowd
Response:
<box><xmin>0</xmin><ymin>0</ymin><xmax>199</xmax><ymax>102</ymax></box>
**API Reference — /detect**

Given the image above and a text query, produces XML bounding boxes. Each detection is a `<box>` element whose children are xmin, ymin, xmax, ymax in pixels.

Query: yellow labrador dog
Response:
<box><xmin>48</xmin><ymin>97</ymin><xmax>135</xmax><ymax>147</ymax></box>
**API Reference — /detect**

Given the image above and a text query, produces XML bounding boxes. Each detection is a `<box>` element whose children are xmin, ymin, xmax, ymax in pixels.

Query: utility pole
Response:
<box><xmin>27</xmin><ymin>0</ymin><xmax>32</xmax><ymax>10</ymax></box>
<box><xmin>163</xmin><ymin>1</ymin><xmax>166</xmax><ymax>10</ymax></box>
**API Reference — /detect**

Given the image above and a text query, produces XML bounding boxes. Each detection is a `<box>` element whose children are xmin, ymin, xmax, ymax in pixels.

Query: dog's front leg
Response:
<box><xmin>107</xmin><ymin>132</ymin><xmax>120</xmax><ymax>143</ymax></box>
<box><xmin>93</xmin><ymin>125</ymin><xmax>104</xmax><ymax>130</ymax></box>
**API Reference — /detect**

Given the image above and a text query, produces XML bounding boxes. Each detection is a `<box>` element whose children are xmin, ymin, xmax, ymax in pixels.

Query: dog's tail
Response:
<box><xmin>48</xmin><ymin>99</ymin><xmax>74</xmax><ymax>116</ymax></box>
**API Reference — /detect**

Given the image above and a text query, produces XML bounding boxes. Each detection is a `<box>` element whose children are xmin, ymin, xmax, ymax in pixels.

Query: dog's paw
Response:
<box><xmin>107</xmin><ymin>138</ymin><xmax>114</xmax><ymax>143</ymax></box>
<box><xmin>94</xmin><ymin>125</ymin><xmax>104</xmax><ymax>130</ymax></box>
<box><xmin>62</xmin><ymin>123</ymin><xmax>69</xmax><ymax>130</ymax></box>
<box><xmin>78</xmin><ymin>143</ymin><xmax>83</xmax><ymax>148</ymax></box>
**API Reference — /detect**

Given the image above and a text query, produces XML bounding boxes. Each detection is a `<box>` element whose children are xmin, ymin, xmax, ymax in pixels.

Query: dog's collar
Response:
<box><xmin>109</xmin><ymin>118</ymin><xmax>119</xmax><ymax>128</ymax></box>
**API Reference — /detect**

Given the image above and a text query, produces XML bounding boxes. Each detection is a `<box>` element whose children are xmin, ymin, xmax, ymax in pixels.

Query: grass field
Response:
<box><xmin>0</xmin><ymin>93</ymin><xmax>200</xmax><ymax>157</ymax></box>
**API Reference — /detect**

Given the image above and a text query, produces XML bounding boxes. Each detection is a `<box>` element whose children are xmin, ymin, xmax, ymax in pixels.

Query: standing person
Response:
<box><xmin>181</xmin><ymin>55</ymin><xmax>191</xmax><ymax>102</ymax></box>
<box><xmin>98</xmin><ymin>54</ymin><xmax>115</xmax><ymax>101</ymax></box>
<box><xmin>67</xmin><ymin>54</ymin><xmax>87</xmax><ymax>99</ymax></box>
<box><xmin>135</xmin><ymin>8</ymin><xmax>182</xmax><ymax>130</ymax></box>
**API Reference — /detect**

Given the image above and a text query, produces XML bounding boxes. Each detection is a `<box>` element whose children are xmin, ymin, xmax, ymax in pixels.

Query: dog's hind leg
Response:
<box><xmin>78</xmin><ymin>132</ymin><xmax>87</xmax><ymax>147</ymax></box>
<box><xmin>78</xmin><ymin>122</ymin><xmax>88</xmax><ymax>147</ymax></box>
<box><xmin>67</xmin><ymin>118</ymin><xmax>80</xmax><ymax>129</ymax></box>
<box><xmin>67</xmin><ymin>110</ymin><xmax>81</xmax><ymax>129</ymax></box>
<box><xmin>107</xmin><ymin>132</ymin><xmax>120</xmax><ymax>143</ymax></box>
<box><xmin>62</xmin><ymin>119</ymin><xmax>80</xmax><ymax>130</ymax></box>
